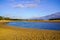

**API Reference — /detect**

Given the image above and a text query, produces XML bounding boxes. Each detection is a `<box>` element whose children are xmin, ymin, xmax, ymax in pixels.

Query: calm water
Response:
<box><xmin>8</xmin><ymin>22</ymin><xmax>60</xmax><ymax>30</ymax></box>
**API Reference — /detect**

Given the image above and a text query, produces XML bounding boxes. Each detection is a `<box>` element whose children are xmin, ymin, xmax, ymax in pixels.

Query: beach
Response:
<box><xmin>0</xmin><ymin>21</ymin><xmax>60</xmax><ymax>40</ymax></box>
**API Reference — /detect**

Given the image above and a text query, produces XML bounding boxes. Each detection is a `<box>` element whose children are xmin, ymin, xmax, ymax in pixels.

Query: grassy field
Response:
<box><xmin>0</xmin><ymin>22</ymin><xmax>60</xmax><ymax>40</ymax></box>
<box><xmin>25</xmin><ymin>20</ymin><xmax>60</xmax><ymax>22</ymax></box>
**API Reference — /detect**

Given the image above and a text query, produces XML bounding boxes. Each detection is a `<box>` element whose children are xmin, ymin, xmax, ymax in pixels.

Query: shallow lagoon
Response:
<box><xmin>8</xmin><ymin>22</ymin><xmax>60</xmax><ymax>30</ymax></box>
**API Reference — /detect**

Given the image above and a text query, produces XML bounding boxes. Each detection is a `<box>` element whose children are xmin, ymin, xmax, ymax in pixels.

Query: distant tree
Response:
<box><xmin>49</xmin><ymin>18</ymin><xmax>60</xmax><ymax>20</ymax></box>
<box><xmin>0</xmin><ymin>16</ymin><xmax>11</xmax><ymax>20</ymax></box>
<box><xmin>0</xmin><ymin>16</ymin><xmax>3</xmax><ymax>20</ymax></box>
<box><xmin>4</xmin><ymin>17</ymin><xmax>10</xmax><ymax>20</ymax></box>
<box><xmin>0</xmin><ymin>16</ymin><xmax>23</xmax><ymax>21</ymax></box>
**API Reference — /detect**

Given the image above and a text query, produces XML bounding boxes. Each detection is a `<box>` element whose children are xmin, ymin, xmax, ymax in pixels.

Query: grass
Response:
<box><xmin>25</xmin><ymin>20</ymin><xmax>60</xmax><ymax>22</ymax></box>
<box><xmin>0</xmin><ymin>22</ymin><xmax>60</xmax><ymax>40</ymax></box>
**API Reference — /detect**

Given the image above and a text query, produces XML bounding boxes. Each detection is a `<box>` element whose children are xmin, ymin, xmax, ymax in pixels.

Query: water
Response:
<box><xmin>8</xmin><ymin>22</ymin><xmax>60</xmax><ymax>30</ymax></box>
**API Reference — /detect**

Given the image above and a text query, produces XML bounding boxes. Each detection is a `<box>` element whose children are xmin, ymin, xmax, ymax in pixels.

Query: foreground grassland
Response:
<box><xmin>0</xmin><ymin>22</ymin><xmax>60</xmax><ymax>40</ymax></box>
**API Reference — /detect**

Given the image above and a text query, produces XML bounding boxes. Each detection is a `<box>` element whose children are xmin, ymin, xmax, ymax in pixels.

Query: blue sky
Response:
<box><xmin>0</xmin><ymin>0</ymin><xmax>60</xmax><ymax>19</ymax></box>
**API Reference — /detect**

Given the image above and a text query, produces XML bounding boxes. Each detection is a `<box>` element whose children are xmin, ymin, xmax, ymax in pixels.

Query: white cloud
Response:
<box><xmin>25</xmin><ymin>4</ymin><xmax>38</xmax><ymax>8</ymax></box>
<box><xmin>13</xmin><ymin>4</ymin><xmax>25</xmax><ymax>8</ymax></box>
<box><xmin>5</xmin><ymin>0</ymin><xmax>40</xmax><ymax>8</ymax></box>
<box><xmin>12</xmin><ymin>3</ymin><xmax>38</xmax><ymax>8</ymax></box>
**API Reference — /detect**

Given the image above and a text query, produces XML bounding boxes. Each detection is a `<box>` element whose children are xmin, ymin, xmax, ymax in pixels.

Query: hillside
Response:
<box><xmin>32</xmin><ymin>12</ymin><xmax>60</xmax><ymax>20</ymax></box>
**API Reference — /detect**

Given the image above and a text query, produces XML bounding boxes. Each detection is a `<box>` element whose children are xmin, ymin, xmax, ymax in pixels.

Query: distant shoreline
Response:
<box><xmin>0</xmin><ymin>20</ymin><xmax>60</xmax><ymax>23</ymax></box>
<box><xmin>19</xmin><ymin>20</ymin><xmax>60</xmax><ymax>22</ymax></box>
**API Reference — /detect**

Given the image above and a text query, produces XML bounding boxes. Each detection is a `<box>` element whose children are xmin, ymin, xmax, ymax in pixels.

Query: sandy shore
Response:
<box><xmin>0</xmin><ymin>22</ymin><xmax>60</xmax><ymax>40</ymax></box>
<box><xmin>0</xmin><ymin>20</ymin><xmax>13</xmax><ymax>22</ymax></box>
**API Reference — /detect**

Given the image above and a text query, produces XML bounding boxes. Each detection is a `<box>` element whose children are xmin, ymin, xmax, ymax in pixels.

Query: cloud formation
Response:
<box><xmin>1</xmin><ymin>0</ymin><xmax>40</xmax><ymax>8</ymax></box>
<box><xmin>12</xmin><ymin>3</ymin><xmax>38</xmax><ymax>8</ymax></box>
<box><xmin>11</xmin><ymin>0</ymin><xmax>40</xmax><ymax>8</ymax></box>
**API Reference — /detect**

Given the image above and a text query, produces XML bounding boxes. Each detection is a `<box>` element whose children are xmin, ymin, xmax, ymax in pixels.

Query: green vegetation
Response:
<box><xmin>0</xmin><ymin>16</ymin><xmax>10</xmax><ymax>20</ymax></box>
<box><xmin>0</xmin><ymin>16</ymin><xmax>4</xmax><ymax>20</ymax></box>
<box><xmin>49</xmin><ymin>18</ymin><xmax>60</xmax><ymax>20</ymax></box>
<box><xmin>0</xmin><ymin>16</ymin><xmax>60</xmax><ymax>22</ymax></box>
<box><xmin>0</xmin><ymin>16</ymin><xmax>23</xmax><ymax>21</ymax></box>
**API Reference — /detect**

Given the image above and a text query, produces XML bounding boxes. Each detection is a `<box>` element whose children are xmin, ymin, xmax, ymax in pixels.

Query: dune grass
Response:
<box><xmin>0</xmin><ymin>23</ymin><xmax>60</xmax><ymax>40</ymax></box>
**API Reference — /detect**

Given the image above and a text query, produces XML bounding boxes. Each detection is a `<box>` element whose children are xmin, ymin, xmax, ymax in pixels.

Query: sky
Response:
<box><xmin>0</xmin><ymin>0</ymin><xmax>60</xmax><ymax>19</ymax></box>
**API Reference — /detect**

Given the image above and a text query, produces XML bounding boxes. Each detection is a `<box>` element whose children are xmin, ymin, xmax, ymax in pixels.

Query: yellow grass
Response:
<box><xmin>0</xmin><ymin>23</ymin><xmax>60</xmax><ymax>40</ymax></box>
<box><xmin>26</xmin><ymin>20</ymin><xmax>60</xmax><ymax>22</ymax></box>
<box><xmin>0</xmin><ymin>20</ymin><xmax>12</xmax><ymax>22</ymax></box>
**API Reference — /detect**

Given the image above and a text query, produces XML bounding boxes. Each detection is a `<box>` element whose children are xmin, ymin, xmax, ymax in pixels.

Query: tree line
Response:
<box><xmin>0</xmin><ymin>16</ymin><xmax>25</xmax><ymax>21</ymax></box>
<box><xmin>49</xmin><ymin>18</ymin><xmax>60</xmax><ymax>20</ymax></box>
<box><xmin>0</xmin><ymin>16</ymin><xmax>10</xmax><ymax>20</ymax></box>
<box><xmin>0</xmin><ymin>16</ymin><xmax>60</xmax><ymax>21</ymax></box>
